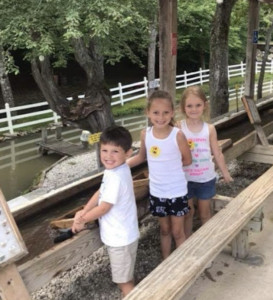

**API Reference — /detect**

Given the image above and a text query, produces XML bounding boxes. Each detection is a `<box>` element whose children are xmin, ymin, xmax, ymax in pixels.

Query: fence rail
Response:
<box><xmin>0</xmin><ymin>61</ymin><xmax>273</xmax><ymax>134</ymax></box>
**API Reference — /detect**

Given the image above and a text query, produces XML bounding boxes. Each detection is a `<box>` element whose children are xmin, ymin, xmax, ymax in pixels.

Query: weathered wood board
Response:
<box><xmin>238</xmin><ymin>144</ymin><xmax>273</xmax><ymax>164</ymax></box>
<box><xmin>124</xmin><ymin>166</ymin><xmax>273</xmax><ymax>300</ymax></box>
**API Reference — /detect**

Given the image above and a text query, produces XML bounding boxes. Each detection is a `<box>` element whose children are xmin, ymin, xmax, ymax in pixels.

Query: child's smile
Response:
<box><xmin>147</xmin><ymin>98</ymin><xmax>174</xmax><ymax>129</ymax></box>
<box><xmin>100</xmin><ymin>144</ymin><xmax>130</xmax><ymax>170</ymax></box>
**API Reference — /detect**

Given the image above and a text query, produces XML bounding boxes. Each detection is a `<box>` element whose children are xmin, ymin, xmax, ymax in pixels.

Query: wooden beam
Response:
<box><xmin>244</xmin><ymin>0</ymin><xmax>260</xmax><ymax>98</ymax></box>
<box><xmin>238</xmin><ymin>144</ymin><xmax>273</xmax><ymax>164</ymax></box>
<box><xmin>0</xmin><ymin>264</ymin><xmax>31</xmax><ymax>300</ymax></box>
<box><xmin>11</xmin><ymin>172</ymin><xmax>103</xmax><ymax>222</ymax></box>
<box><xmin>159</xmin><ymin>0</ymin><xmax>177</xmax><ymax>100</ymax></box>
<box><xmin>124</xmin><ymin>167</ymin><xmax>273</xmax><ymax>300</ymax></box>
<box><xmin>241</xmin><ymin>96</ymin><xmax>269</xmax><ymax>146</ymax></box>
<box><xmin>18</xmin><ymin>228</ymin><xmax>103</xmax><ymax>293</ymax></box>
<box><xmin>223</xmin><ymin>121</ymin><xmax>273</xmax><ymax>163</ymax></box>
<box><xmin>212</xmin><ymin>195</ymin><xmax>263</xmax><ymax>233</ymax></box>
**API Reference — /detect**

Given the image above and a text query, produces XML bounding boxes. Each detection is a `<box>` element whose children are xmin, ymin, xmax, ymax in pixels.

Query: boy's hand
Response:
<box><xmin>72</xmin><ymin>210</ymin><xmax>86</xmax><ymax>233</ymax></box>
<box><xmin>223</xmin><ymin>174</ymin><xmax>233</xmax><ymax>183</ymax></box>
<box><xmin>72</xmin><ymin>221</ymin><xmax>85</xmax><ymax>233</ymax></box>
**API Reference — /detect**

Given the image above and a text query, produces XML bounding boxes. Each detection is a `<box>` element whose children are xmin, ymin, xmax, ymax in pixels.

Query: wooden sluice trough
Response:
<box><xmin>3</xmin><ymin>95</ymin><xmax>273</xmax><ymax>297</ymax></box>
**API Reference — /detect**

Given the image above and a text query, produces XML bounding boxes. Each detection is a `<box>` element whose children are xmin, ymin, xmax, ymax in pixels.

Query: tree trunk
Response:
<box><xmin>0</xmin><ymin>46</ymin><xmax>15</xmax><ymax>107</ymax></box>
<box><xmin>72</xmin><ymin>38</ymin><xmax>115</xmax><ymax>132</ymax></box>
<box><xmin>257</xmin><ymin>19</ymin><xmax>273</xmax><ymax>99</ymax></box>
<box><xmin>209</xmin><ymin>0</ymin><xmax>237</xmax><ymax>119</ymax></box>
<box><xmin>31</xmin><ymin>38</ymin><xmax>115</xmax><ymax>133</ymax></box>
<box><xmin>147</xmin><ymin>12</ymin><xmax>158</xmax><ymax>96</ymax></box>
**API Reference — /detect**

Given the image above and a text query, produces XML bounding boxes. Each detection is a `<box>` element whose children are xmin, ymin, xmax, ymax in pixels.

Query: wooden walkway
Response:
<box><xmin>37</xmin><ymin>139</ymin><xmax>90</xmax><ymax>156</ymax></box>
<box><xmin>37</xmin><ymin>127</ymin><xmax>90</xmax><ymax>156</ymax></box>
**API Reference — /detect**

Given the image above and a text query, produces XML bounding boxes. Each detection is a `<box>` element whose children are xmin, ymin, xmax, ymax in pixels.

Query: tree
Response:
<box><xmin>177</xmin><ymin>0</ymin><xmax>215</xmax><ymax>71</ymax></box>
<box><xmin>0</xmin><ymin>47</ymin><xmax>15</xmax><ymax>108</ymax></box>
<box><xmin>257</xmin><ymin>18</ymin><xmax>273</xmax><ymax>99</ymax></box>
<box><xmin>0</xmin><ymin>0</ymin><xmax>149</xmax><ymax>132</ymax></box>
<box><xmin>209</xmin><ymin>0</ymin><xmax>238</xmax><ymax>119</ymax></box>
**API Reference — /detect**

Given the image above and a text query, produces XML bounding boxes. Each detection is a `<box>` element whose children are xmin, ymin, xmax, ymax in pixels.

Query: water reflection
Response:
<box><xmin>0</xmin><ymin>114</ymin><xmax>148</xmax><ymax>200</ymax></box>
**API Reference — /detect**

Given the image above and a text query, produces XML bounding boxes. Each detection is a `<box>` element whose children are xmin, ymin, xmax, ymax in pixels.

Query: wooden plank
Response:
<box><xmin>244</xmin><ymin>0</ymin><xmax>259</xmax><ymax>98</ymax></box>
<box><xmin>218</xmin><ymin>139</ymin><xmax>232</xmax><ymax>152</ymax></box>
<box><xmin>223</xmin><ymin>121</ymin><xmax>273</xmax><ymax>163</ymax></box>
<box><xmin>37</xmin><ymin>140</ymin><xmax>90</xmax><ymax>156</ymax></box>
<box><xmin>18</xmin><ymin>228</ymin><xmax>103</xmax><ymax>293</ymax></box>
<box><xmin>241</xmin><ymin>96</ymin><xmax>261</xmax><ymax>124</ymax></box>
<box><xmin>0</xmin><ymin>263</ymin><xmax>31</xmax><ymax>300</ymax></box>
<box><xmin>213</xmin><ymin>95</ymin><xmax>273</xmax><ymax>130</ymax></box>
<box><xmin>254</xmin><ymin>124</ymin><xmax>270</xmax><ymax>146</ymax></box>
<box><xmin>241</xmin><ymin>96</ymin><xmax>269</xmax><ymax>146</ymax></box>
<box><xmin>211</xmin><ymin>194</ymin><xmax>233</xmax><ymax>212</ymax></box>
<box><xmin>11</xmin><ymin>171</ymin><xmax>103</xmax><ymax>222</ymax></box>
<box><xmin>212</xmin><ymin>195</ymin><xmax>263</xmax><ymax>232</ymax></box>
<box><xmin>238</xmin><ymin>144</ymin><xmax>273</xmax><ymax>164</ymax></box>
<box><xmin>124</xmin><ymin>166</ymin><xmax>273</xmax><ymax>300</ymax></box>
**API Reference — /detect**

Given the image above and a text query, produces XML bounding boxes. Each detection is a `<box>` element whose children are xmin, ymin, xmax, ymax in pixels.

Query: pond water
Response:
<box><xmin>0</xmin><ymin>114</ymin><xmax>148</xmax><ymax>201</ymax></box>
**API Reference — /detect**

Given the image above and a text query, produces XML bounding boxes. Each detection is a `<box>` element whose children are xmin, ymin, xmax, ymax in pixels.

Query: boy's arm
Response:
<box><xmin>177</xmin><ymin>131</ymin><xmax>192</xmax><ymax>166</ymax></box>
<box><xmin>127</xmin><ymin>129</ymin><xmax>147</xmax><ymax>168</ymax></box>
<box><xmin>82</xmin><ymin>189</ymin><xmax>100</xmax><ymax>214</ymax></box>
<box><xmin>72</xmin><ymin>201</ymin><xmax>113</xmax><ymax>233</ymax></box>
<box><xmin>209</xmin><ymin>125</ymin><xmax>233</xmax><ymax>182</ymax></box>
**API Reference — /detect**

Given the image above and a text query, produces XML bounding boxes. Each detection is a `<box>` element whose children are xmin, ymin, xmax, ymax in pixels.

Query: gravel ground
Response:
<box><xmin>33</xmin><ymin>149</ymin><xmax>272</xmax><ymax>300</ymax></box>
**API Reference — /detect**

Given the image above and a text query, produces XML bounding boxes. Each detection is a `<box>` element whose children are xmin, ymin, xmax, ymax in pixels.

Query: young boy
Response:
<box><xmin>72</xmin><ymin>125</ymin><xmax>139</xmax><ymax>297</ymax></box>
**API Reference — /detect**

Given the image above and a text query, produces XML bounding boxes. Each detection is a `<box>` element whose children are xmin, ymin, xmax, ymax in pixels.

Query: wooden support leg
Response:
<box><xmin>0</xmin><ymin>263</ymin><xmax>31</xmax><ymax>300</ymax></box>
<box><xmin>41</xmin><ymin>127</ymin><xmax>47</xmax><ymax>143</ymax></box>
<box><xmin>55</xmin><ymin>126</ymin><xmax>62</xmax><ymax>140</ymax></box>
<box><xmin>231</xmin><ymin>230</ymin><xmax>249</xmax><ymax>259</ymax></box>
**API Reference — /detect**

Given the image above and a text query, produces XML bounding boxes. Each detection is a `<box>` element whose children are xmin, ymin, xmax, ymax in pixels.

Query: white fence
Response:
<box><xmin>1</xmin><ymin>61</ymin><xmax>273</xmax><ymax>134</ymax></box>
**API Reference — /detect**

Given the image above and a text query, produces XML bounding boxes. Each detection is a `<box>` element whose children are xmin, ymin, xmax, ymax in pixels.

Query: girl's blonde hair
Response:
<box><xmin>180</xmin><ymin>86</ymin><xmax>210</xmax><ymax>120</ymax></box>
<box><xmin>147</xmin><ymin>90</ymin><xmax>175</xmax><ymax>126</ymax></box>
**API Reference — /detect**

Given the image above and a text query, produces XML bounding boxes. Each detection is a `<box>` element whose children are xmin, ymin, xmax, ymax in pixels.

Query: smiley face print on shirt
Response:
<box><xmin>149</xmin><ymin>146</ymin><xmax>161</xmax><ymax>157</ymax></box>
<box><xmin>188</xmin><ymin>139</ymin><xmax>196</xmax><ymax>151</ymax></box>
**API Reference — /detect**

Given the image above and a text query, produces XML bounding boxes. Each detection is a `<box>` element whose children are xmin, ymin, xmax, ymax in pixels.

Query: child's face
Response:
<box><xmin>184</xmin><ymin>94</ymin><xmax>206</xmax><ymax>120</ymax></box>
<box><xmin>147</xmin><ymin>98</ymin><xmax>174</xmax><ymax>129</ymax></box>
<box><xmin>100</xmin><ymin>143</ymin><xmax>132</xmax><ymax>170</ymax></box>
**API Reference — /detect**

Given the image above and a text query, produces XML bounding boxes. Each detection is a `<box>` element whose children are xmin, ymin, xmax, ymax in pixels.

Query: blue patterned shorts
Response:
<box><xmin>149</xmin><ymin>194</ymin><xmax>190</xmax><ymax>217</ymax></box>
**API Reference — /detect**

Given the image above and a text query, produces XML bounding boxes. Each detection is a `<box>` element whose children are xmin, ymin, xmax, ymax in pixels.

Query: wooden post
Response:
<box><xmin>0</xmin><ymin>264</ymin><xmax>31</xmax><ymax>300</ymax></box>
<box><xmin>55</xmin><ymin>126</ymin><xmax>62</xmax><ymax>140</ymax></box>
<box><xmin>231</xmin><ymin>230</ymin><xmax>249</xmax><ymax>259</ymax></box>
<box><xmin>244</xmin><ymin>0</ymin><xmax>260</xmax><ymax>98</ymax></box>
<box><xmin>241</xmin><ymin>96</ymin><xmax>269</xmax><ymax>146</ymax></box>
<box><xmin>41</xmin><ymin>127</ymin><xmax>47</xmax><ymax>143</ymax></box>
<box><xmin>159</xmin><ymin>0</ymin><xmax>177</xmax><ymax>101</ymax></box>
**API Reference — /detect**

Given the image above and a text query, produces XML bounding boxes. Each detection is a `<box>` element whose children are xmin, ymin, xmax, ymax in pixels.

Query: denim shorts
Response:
<box><xmin>149</xmin><ymin>194</ymin><xmax>190</xmax><ymax>217</ymax></box>
<box><xmin>187</xmin><ymin>177</ymin><xmax>216</xmax><ymax>200</ymax></box>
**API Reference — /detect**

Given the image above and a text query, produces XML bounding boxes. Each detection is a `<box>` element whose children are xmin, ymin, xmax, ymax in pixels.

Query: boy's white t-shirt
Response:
<box><xmin>98</xmin><ymin>163</ymin><xmax>139</xmax><ymax>247</ymax></box>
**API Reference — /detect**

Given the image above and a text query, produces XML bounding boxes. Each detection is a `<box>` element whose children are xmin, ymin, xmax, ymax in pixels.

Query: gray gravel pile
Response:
<box><xmin>32</xmin><ymin>156</ymin><xmax>272</xmax><ymax>299</ymax></box>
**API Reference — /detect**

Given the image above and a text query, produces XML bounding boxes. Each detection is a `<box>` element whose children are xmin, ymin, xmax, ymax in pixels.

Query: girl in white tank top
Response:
<box><xmin>127</xmin><ymin>90</ymin><xmax>192</xmax><ymax>259</ymax></box>
<box><xmin>178</xmin><ymin>86</ymin><xmax>233</xmax><ymax>239</ymax></box>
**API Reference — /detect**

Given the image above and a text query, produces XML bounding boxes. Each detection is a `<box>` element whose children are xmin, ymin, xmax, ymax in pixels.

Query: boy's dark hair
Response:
<box><xmin>100</xmin><ymin>125</ymin><xmax>132</xmax><ymax>152</ymax></box>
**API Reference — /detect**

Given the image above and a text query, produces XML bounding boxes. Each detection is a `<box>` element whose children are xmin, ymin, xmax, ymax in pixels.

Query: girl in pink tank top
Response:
<box><xmin>177</xmin><ymin>86</ymin><xmax>233</xmax><ymax>239</ymax></box>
